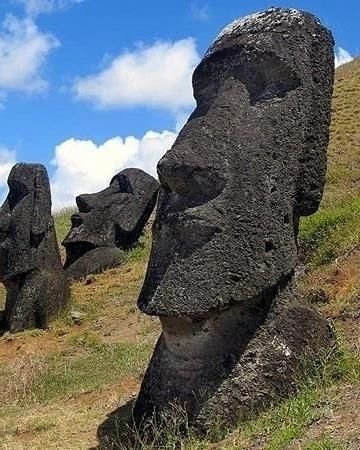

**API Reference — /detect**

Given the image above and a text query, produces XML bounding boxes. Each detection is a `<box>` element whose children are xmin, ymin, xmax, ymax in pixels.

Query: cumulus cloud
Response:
<box><xmin>335</xmin><ymin>47</ymin><xmax>353</xmax><ymax>68</ymax></box>
<box><xmin>13</xmin><ymin>0</ymin><xmax>84</xmax><ymax>16</ymax></box>
<box><xmin>50</xmin><ymin>130</ymin><xmax>177</xmax><ymax>209</ymax></box>
<box><xmin>0</xmin><ymin>14</ymin><xmax>59</xmax><ymax>97</ymax></box>
<box><xmin>73</xmin><ymin>39</ymin><xmax>199</xmax><ymax>113</ymax></box>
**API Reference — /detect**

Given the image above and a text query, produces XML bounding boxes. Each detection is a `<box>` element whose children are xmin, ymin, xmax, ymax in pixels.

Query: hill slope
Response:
<box><xmin>0</xmin><ymin>60</ymin><xmax>359</xmax><ymax>449</ymax></box>
<box><xmin>326</xmin><ymin>57</ymin><xmax>360</xmax><ymax>204</ymax></box>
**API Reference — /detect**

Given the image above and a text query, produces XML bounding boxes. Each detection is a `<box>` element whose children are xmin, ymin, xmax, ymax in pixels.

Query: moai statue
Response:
<box><xmin>134</xmin><ymin>8</ymin><xmax>335</xmax><ymax>432</ymax></box>
<box><xmin>63</xmin><ymin>168</ymin><xmax>159</xmax><ymax>281</ymax></box>
<box><xmin>0</xmin><ymin>163</ymin><xmax>69</xmax><ymax>333</ymax></box>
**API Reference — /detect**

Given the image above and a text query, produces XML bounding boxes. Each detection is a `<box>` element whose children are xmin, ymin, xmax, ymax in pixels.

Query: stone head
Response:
<box><xmin>0</xmin><ymin>163</ymin><xmax>52</xmax><ymax>279</ymax></box>
<box><xmin>138</xmin><ymin>8</ymin><xmax>334</xmax><ymax>317</ymax></box>
<box><xmin>63</xmin><ymin>168</ymin><xmax>159</xmax><ymax>268</ymax></box>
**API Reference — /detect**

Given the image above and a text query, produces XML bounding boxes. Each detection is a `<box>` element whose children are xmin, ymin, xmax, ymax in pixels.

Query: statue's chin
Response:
<box><xmin>160</xmin><ymin>291</ymin><xmax>274</xmax><ymax>366</ymax></box>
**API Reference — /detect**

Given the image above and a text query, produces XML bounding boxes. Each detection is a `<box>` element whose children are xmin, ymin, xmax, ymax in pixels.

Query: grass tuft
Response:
<box><xmin>303</xmin><ymin>436</ymin><xmax>345</xmax><ymax>450</ymax></box>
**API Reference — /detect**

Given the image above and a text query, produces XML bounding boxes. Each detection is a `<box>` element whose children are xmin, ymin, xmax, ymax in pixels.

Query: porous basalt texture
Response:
<box><xmin>0</xmin><ymin>163</ymin><xmax>69</xmax><ymax>333</ymax></box>
<box><xmin>133</xmin><ymin>8</ymin><xmax>335</xmax><ymax>432</ymax></box>
<box><xmin>63</xmin><ymin>168</ymin><xmax>159</xmax><ymax>281</ymax></box>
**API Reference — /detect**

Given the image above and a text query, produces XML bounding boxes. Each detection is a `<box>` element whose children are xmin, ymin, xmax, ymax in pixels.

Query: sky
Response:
<box><xmin>0</xmin><ymin>0</ymin><xmax>358</xmax><ymax>209</ymax></box>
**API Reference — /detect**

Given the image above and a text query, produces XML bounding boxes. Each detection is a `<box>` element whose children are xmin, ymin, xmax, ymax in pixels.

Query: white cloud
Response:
<box><xmin>50</xmin><ymin>130</ymin><xmax>177</xmax><ymax>209</ymax></box>
<box><xmin>73</xmin><ymin>39</ymin><xmax>199</xmax><ymax>113</ymax></box>
<box><xmin>0</xmin><ymin>147</ymin><xmax>16</xmax><ymax>203</ymax></box>
<box><xmin>13</xmin><ymin>0</ymin><xmax>84</xmax><ymax>16</ymax></box>
<box><xmin>0</xmin><ymin>14</ymin><xmax>59</xmax><ymax>96</ymax></box>
<box><xmin>0</xmin><ymin>147</ymin><xmax>16</xmax><ymax>188</ymax></box>
<box><xmin>335</xmin><ymin>47</ymin><xmax>353</xmax><ymax>68</ymax></box>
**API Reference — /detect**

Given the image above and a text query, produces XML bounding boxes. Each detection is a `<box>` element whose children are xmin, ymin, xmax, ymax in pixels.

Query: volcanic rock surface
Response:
<box><xmin>134</xmin><ymin>7</ymin><xmax>335</xmax><ymax>432</ymax></box>
<box><xmin>0</xmin><ymin>163</ymin><xmax>69</xmax><ymax>333</ymax></box>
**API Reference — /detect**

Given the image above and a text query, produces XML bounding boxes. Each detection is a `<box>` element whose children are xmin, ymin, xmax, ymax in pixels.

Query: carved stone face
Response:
<box><xmin>63</xmin><ymin>168</ymin><xmax>159</xmax><ymax>269</ymax></box>
<box><xmin>0</xmin><ymin>164</ymin><xmax>52</xmax><ymax>279</ymax></box>
<box><xmin>138</xmin><ymin>8</ymin><xmax>334</xmax><ymax>317</ymax></box>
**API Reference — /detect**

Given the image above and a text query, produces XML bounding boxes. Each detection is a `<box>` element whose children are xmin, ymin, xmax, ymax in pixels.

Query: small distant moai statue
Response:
<box><xmin>63</xmin><ymin>168</ymin><xmax>159</xmax><ymax>281</ymax></box>
<box><xmin>134</xmin><ymin>8</ymin><xmax>335</xmax><ymax>431</ymax></box>
<box><xmin>0</xmin><ymin>163</ymin><xmax>69</xmax><ymax>333</ymax></box>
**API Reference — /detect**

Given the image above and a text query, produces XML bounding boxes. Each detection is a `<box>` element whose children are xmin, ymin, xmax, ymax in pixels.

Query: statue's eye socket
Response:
<box><xmin>238</xmin><ymin>57</ymin><xmax>301</xmax><ymax>105</ymax></box>
<box><xmin>193</xmin><ymin>47</ymin><xmax>301</xmax><ymax>108</ymax></box>
<box><xmin>7</xmin><ymin>180</ymin><xmax>29</xmax><ymax>210</ymax></box>
<box><xmin>110</xmin><ymin>174</ymin><xmax>133</xmax><ymax>194</ymax></box>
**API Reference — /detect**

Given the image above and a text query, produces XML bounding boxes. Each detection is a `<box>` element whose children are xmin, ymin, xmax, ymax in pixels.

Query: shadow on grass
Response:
<box><xmin>96</xmin><ymin>399</ymin><xmax>135</xmax><ymax>450</ymax></box>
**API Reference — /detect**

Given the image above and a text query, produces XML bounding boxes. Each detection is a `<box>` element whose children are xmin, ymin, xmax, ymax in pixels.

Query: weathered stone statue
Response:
<box><xmin>134</xmin><ymin>8</ymin><xmax>335</xmax><ymax>432</ymax></box>
<box><xmin>63</xmin><ymin>168</ymin><xmax>159</xmax><ymax>281</ymax></box>
<box><xmin>0</xmin><ymin>163</ymin><xmax>69</xmax><ymax>333</ymax></box>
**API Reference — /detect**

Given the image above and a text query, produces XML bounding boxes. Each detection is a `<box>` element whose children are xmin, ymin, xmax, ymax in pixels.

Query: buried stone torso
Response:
<box><xmin>0</xmin><ymin>164</ymin><xmax>69</xmax><ymax>332</ymax></box>
<box><xmin>133</xmin><ymin>8</ymin><xmax>335</xmax><ymax>430</ymax></box>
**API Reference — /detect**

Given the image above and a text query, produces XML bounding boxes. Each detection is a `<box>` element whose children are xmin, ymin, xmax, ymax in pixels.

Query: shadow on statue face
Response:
<box><xmin>138</xmin><ymin>31</ymin><xmax>332</xmax><ymax>318</ymax></box>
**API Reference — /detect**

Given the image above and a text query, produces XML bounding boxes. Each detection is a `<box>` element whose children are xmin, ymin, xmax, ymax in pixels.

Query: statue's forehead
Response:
<box><xmin>9</xmin><ymin>164</ymin><xmax>45</xmax><ymax>182</ymax></box>
<box><xmin>205</xmin><ymin>8</ymin><xmax>316</xmax><ymax>59</ymax></box>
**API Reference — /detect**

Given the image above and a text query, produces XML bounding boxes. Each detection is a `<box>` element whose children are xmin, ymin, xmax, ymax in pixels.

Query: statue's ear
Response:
<box><xmin>295</xmin><ymin>145</ymin><xmax>327</xmax><ymax>217</ymax></box>
<box><xmin>295</xmin><ymin>27</ymin><xmax>334</xmax><ymax>218</ymax></box>
<box><xmin>31</xmin><ymin>167</ymin><xmax>51</xmax><ymax>245</ymax></box>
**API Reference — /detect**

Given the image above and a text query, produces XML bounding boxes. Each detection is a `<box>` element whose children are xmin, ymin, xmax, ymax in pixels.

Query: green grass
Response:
<box><xmin>125</xmin><ymin>228</ymin><xmax>153</xmax><ymax>265</ymax></box>
<box><xmin>53</xmin><ymin>207</ymin><xmax>76</xmax><ymax>245</ymax></box>
<box><xmin>299</xmin><ymin>197</ymin><xmax>360</xmax><ymax>268</ymax></box>
<box><xmin>30</xmin><ymin>341</ymin><xmax>152</xmax><ymax>404</ymax></box>
<box><xmin>67</xmin><ymin>330</ymin><xmax>103</xmax><ymax>350</ymax></box>
<box><xmin>223</xmin><ymin>388</ymin><xmax>321</xmax><ymax>450</ymax></box>
<box><xmin>303</xmin><ymin>437</ymin><xmax>345</xmax><ymax>450</ymax></box>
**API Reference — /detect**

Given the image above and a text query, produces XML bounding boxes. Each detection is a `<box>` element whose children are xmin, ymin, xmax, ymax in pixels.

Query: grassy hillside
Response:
<box><xmin>325</xmin><ymin>57</ymin><xmax>360</xmax><ymax>205</ymax></box>
<box><xmin>0</xmin><ymin>60</ymin><xmax>359</xmax><ymax>449</ymax></box>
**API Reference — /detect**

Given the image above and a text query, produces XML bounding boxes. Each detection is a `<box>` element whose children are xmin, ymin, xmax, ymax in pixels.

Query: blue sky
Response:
<box><xmin>0</xmin><ymin>0</ymin><xmax>358</xmax><ymax>208</ymax></box>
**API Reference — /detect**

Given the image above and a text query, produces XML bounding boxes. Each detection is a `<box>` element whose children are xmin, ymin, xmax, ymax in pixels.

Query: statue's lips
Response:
<box><xmin>62</xmin><ymin>239</ymin><xmax>98</xmax><ymax>269</ymax></box>
<box><xmin>62</xmin><ymin>238</ymin><xmax>97</xmax><ymax>251</ymax></box>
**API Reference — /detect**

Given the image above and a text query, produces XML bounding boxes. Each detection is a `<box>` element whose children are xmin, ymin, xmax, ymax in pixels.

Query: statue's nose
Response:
<box><xmin>76</xmin><ymin>194</ymin><xmax>94</xmax><ymax>213</ymax></box>
<box><xmin>157</xmin><ymin>156</ymin><xmax>193</xmax><ymax>195</ymax></box>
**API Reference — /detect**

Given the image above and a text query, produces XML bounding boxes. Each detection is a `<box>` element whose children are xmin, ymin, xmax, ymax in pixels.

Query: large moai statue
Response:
<box><xmin>0</xmin><ymin>163</ymin><xmax>69</xmax><ymax>333</ymax></box>
<box><xmin>134</xmin><ymin>8</ymin><xmax>335</xmax><ymax>432</ymax></box>
<box><xmin>63</xmin><ymin>168</ymin><xmax>159</xmax><ymax>281</ymax></box>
